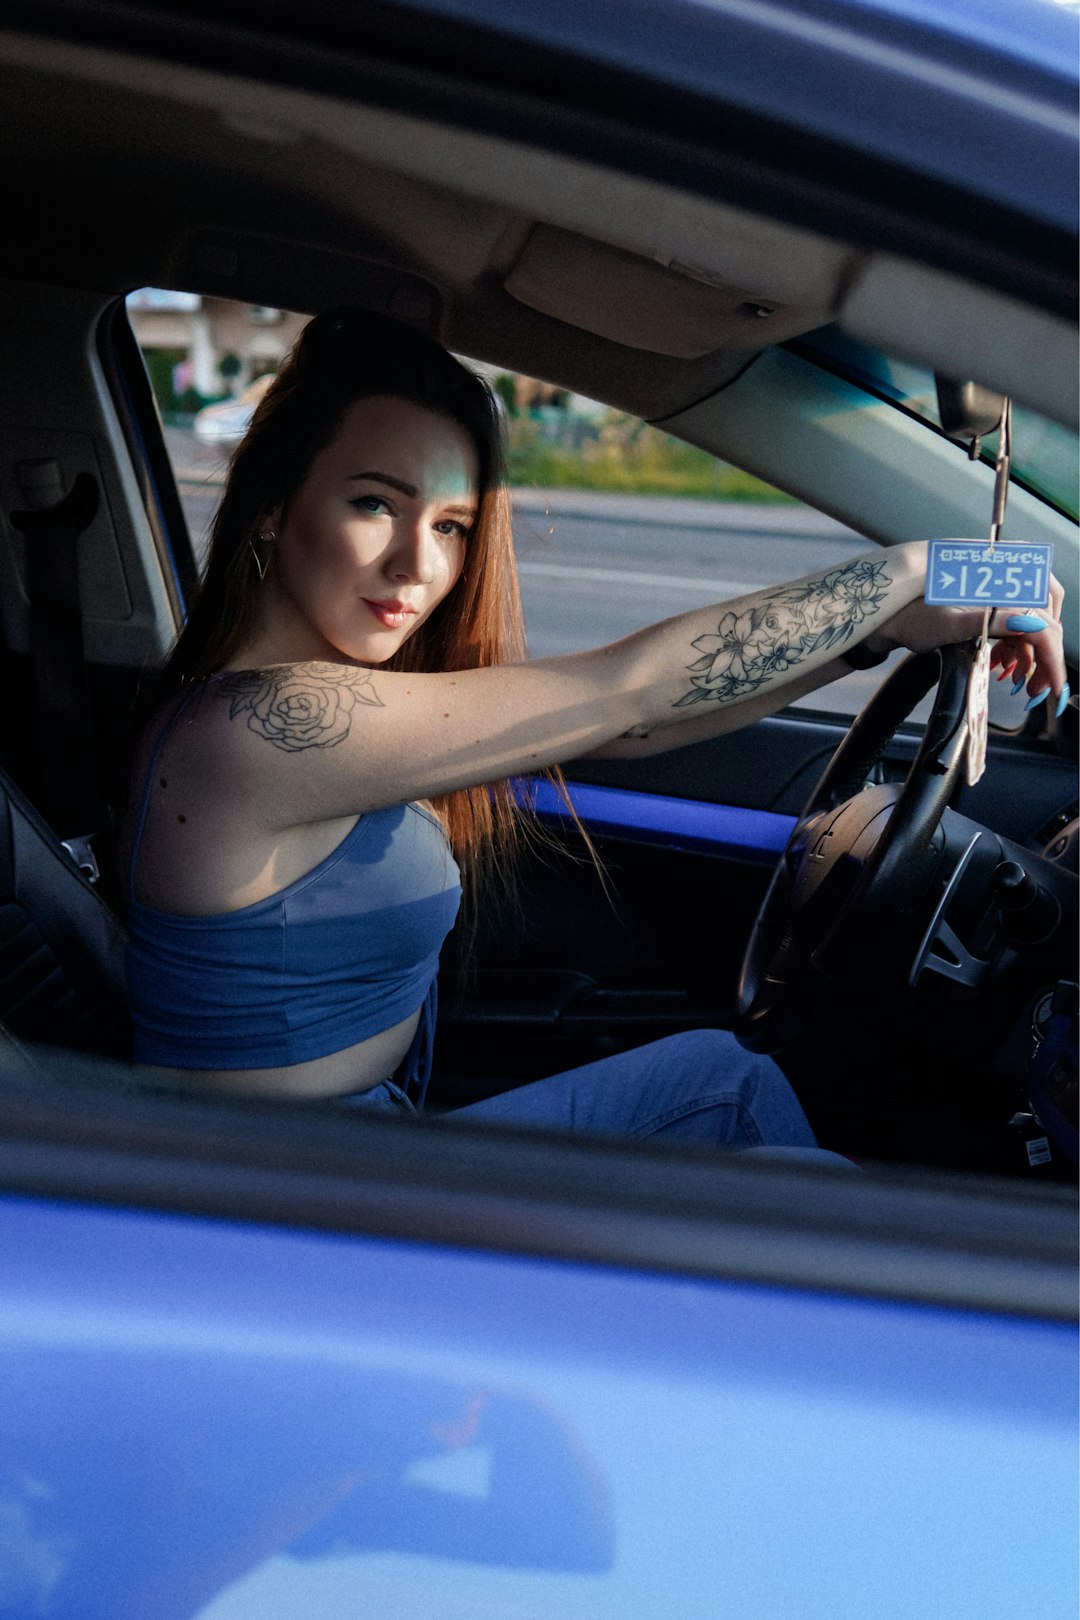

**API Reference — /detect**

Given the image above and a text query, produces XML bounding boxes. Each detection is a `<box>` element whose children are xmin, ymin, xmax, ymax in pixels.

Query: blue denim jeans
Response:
<box><xmin>342</xmin><ymin>1029</ymin><xmax>824</xmax><ymax>1153</ymax></box>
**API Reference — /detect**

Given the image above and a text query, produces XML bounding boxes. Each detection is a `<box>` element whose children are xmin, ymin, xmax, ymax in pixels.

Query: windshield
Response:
<box><xmin>789</xmin><ymin>325</ymin><xmax>1079</xmax><ymax>523</ymax></box>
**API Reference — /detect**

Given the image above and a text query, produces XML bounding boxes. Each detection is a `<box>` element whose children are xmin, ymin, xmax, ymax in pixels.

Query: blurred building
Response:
<box><xmin>126</xmin><ymin>290</ymin><xmax>307</xmax><ymax>415</ymax></box>
<box><xmin>126</xmin><ymin>289</ymin><xmax>602</xmax><ymax>422</ymax></box>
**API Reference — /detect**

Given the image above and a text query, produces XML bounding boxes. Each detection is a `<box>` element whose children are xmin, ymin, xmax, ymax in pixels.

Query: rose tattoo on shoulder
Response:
<box><xmin>221</xmin><ymin>661</ymin><xmax>383</xmax><ymax>752</ymax></box>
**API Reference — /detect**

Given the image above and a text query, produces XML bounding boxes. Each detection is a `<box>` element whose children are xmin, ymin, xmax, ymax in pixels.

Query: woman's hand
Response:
<box><xmin>868</xmin><ymin>570</ymin><xmax>1069</xmax><ymax>716</ymax></box>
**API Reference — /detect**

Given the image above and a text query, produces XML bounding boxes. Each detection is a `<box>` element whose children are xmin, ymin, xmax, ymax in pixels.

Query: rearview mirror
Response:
<box><xmin>934</xmin><ymin>377</ymin><xmax>1006</xmax><ymax>444</ymax></box>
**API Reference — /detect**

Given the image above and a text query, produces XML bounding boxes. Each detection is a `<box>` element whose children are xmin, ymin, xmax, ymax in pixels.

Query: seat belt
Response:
<box><xmin>10</xmin><ymin>459</ymin><xmax>105</xmax><ymax>881</ymax></box>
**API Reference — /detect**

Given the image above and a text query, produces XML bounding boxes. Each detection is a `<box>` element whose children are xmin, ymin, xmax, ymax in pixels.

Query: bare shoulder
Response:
<box><xmin>200</xmin><ymin>660</ymin><xmax>404</xmax><ymax>824</ymax></box>
<box><xmin>209</xmin><ymin>660</ymin><xmax>386</xmax><ymax>755</ymax></box>
<box><xmin>186</xmin><ymin>647</ymin><xmax>628</xmax><ymax>826</ymax></box>
<box><xmin>123</xmin><ymin>677</ymin><xmax>371</xmax><ymax>910</ymax></box>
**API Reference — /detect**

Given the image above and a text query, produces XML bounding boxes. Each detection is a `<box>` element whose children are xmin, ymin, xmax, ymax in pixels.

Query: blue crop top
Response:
<box><xmin>124</xmin><ymin>684</ymin><xmax>461</xmax><ymax>1096</ymax></box>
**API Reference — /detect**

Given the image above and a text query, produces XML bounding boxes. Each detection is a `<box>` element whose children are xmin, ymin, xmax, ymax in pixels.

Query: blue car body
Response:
<box><xmin>3</xmin><ymin>1190</ymin><xmax>1076</xmax><ymax>1617</ymax></box>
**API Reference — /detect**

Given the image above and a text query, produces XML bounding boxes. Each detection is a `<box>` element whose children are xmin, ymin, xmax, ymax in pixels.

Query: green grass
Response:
<box><xmin>504</xmin><ymin>409</ymin><xmax>794</xmax><ymax>501</ymax></box>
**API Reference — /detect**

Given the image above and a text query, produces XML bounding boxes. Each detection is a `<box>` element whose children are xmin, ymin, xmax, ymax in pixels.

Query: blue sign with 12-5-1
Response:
<box><xmin>925</xmin><ymin>541</ymin><xmax>1054</xmax><ymax>608</ymax></box>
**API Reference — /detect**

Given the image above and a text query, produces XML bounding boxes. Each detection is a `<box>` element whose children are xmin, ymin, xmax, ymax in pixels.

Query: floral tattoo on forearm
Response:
<box><xmin>674</xmin><ymin>558</ymin><xmax>892</xmax><ymax>708</ymax></box>
<box><xmin>221</xmin><ymin>662</ymin><xmax>383</xmax><ymax>751</ymax></box>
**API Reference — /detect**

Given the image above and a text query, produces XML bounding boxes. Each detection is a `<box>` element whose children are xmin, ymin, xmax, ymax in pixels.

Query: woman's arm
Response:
<box><xmin>579</xmin><ymin>558</ymin><xmax>1069</xmax><ymax>761</ymax></box>
<box><xmin>578</xmin><ymin>656</ymin><xmax>854</xmax><ymax>760</ymax></box>
<box><xmin>209</xmin><ymin>542</ymin><xmax>1065</xmax><ymax>827</ymax></box>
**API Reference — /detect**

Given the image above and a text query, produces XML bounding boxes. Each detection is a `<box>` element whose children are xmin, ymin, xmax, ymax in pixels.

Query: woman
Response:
<box><xmin>122</xmin><ymin>309</ymin><xmax>1067</xmax><ymax>1147</ymax></box>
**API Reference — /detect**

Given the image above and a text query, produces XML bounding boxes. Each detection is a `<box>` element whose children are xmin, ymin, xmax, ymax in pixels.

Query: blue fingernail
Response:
<box><xmin>1055</xmin><ymin>683</ymin><xmax>1071</xmax><ymax>718</ymax></box>
<box><xmin>1025</xmin><ymin>688</ymin><xmax>1049</xmax><ymax>711</ymax></box>
<box><xmin>1011</xmin><ymin>678</ymin><xmax>1026</xmax><ymax>696</ymax></box>
<box><xmin>1006</xmin><ymin>614</ymin><xmax>1049</xmax><ymax>632</ymax></box>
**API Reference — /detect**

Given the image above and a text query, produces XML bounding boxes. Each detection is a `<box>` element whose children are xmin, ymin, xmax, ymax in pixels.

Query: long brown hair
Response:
<box><xmin>146</xmin><ymin>307</ymin><xmax>578</xmax><ymax>916</ymax></box>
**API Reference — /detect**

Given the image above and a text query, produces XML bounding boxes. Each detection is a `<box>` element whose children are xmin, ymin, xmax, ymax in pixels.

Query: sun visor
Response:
<box><xmin>504</xmin><ymin>226</ymin><xmax>822</xmax><ymax>357</ymax></box>
<box><xmin>168</xmin><ymin>233</ymin><xmax>445</xmax><ymax>335</ymax></box>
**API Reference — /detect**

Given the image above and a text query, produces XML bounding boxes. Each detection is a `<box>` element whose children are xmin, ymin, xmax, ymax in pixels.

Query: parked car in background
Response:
<box><xmin>0</xmin><ymin>0</ymin><xmax>1075</xmax><ymax>1615</ymax></box>
<box><xmin>192</xmin><ymin>372</ymin><xmax>276</xmax><ymax>443</ymax></box>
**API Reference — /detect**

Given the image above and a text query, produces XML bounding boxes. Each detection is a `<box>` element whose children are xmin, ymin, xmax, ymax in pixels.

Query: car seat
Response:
<box><xmin>0</xmin><ymin>763</ymin><xmax>130</xmax><ymax>1059</ymax></box>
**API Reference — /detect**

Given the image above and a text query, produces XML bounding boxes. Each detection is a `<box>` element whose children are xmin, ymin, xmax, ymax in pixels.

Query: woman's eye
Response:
<box><xmin>351</xmin><ymin>494</ymin><xmax>391</xmax><ymax>516</ymax></box>
<box><xmin>434</xmin><ymin>519</ymin><xmax>470</xmax><ymax>541</ymax></box>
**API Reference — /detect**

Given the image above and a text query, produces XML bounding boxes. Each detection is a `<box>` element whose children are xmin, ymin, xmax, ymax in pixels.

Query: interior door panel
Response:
<box><xmin>573</xmin><ymin>711</ymin><xmax>1078</xmax><ymax>843</ymax></box>
<box><xmin>434</xmin><ymin>707</ymin><xmax>1077</xmax><ymax>1106</ymax></box>
<box><xmin>435</xmin><ymin>826</ymin><xmax>773</xmax><ymax>1104</ymax></box>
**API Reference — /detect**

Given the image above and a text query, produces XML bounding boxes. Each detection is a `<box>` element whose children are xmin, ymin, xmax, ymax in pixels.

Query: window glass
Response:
<box><xmin>790</xmin><ymin>324</ymin><xmax>1080</xmax><ymax>522</ymax></box>
<box><xmin>499</xmin><ymin>405</ymin><xmax>886</xmax><ymax>720</ymax></box>
<box><xmin>126</xmin><ymin>290</ymin><xmax>309</xmax><ymax>569</ymax></box>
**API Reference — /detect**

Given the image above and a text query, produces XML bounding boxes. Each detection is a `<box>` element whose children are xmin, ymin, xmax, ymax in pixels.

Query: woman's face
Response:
<box><xmin>258</xmin><ymin>394</ymin><xmax>478</xmax><ymax>666</ymax></box>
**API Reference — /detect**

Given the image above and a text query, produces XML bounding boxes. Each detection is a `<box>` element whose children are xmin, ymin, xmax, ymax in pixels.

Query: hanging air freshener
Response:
<box><xmin>923</xmin><ymin>404</ymin><xmax>1052</xmax><ymax>786</ymax></box>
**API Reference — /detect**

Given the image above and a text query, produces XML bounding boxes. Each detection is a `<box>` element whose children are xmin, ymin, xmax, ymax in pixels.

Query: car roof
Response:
<box><xmin>0</xmin><ymin>4</ymin><xmax>1075</xmax><ymax>432</ymax></box>
<box><xmin>385</xmin><ymin>0</ymin><xmax>1079</xmax><ymax>231</ymax></box>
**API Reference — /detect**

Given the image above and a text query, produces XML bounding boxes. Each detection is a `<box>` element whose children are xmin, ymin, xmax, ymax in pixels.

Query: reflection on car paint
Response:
<box><xmin>2</xmin><ymin>1195</ymin><xmax>1075</xmax><ymax>1620</ymax></box>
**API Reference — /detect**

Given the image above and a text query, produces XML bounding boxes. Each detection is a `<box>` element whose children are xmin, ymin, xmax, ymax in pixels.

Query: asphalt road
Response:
<box><xmin>509</xmin><ymin>489</ymin><xmax>868</xmax><ymax>653</ymax></box>
<box><xmin>166</xmin><ymin>428</ymin><xmax>896</xmax><ymax>717</ymax></box>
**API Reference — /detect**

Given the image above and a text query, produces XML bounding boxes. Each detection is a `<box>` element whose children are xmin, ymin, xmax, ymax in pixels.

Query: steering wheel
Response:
<box><xmin>735</xmin><ymin>643</ymin><xmax>974</xmax><ymax>1054</ymax></box>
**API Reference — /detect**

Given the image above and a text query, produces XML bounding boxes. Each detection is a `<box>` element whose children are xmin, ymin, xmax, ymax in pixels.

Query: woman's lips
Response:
<box><xmin>363</xmin><ymin>599</ymin><xmax>417</xmax><ymax>629</ymax></box>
